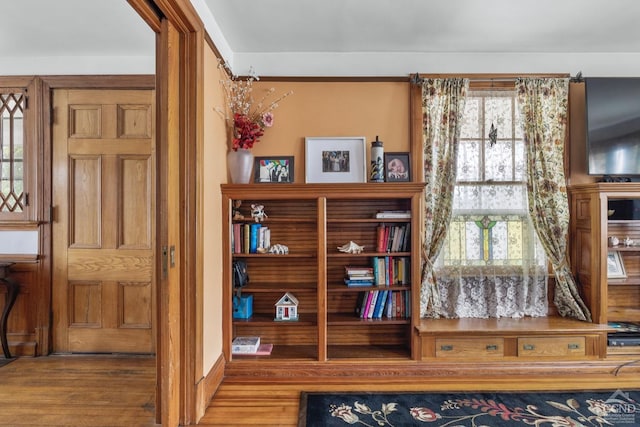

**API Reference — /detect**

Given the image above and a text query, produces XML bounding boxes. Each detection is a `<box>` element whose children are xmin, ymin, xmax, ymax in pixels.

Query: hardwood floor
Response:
<box><xmin>1</xmin><ymin>355</ymin><xmax>639</xmax><ymax>426</ymax></box>
<box><xmin>200</xmin><ymin>359</ymin><xmax>640</xmax><ymax>426</ymax></box>
<box><xmin>0</xmin><ymin>355</ymin><xmax>158</xmax><ymax>427</ymax></box>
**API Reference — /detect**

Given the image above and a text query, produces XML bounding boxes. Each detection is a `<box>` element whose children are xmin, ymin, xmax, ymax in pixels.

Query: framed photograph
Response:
<box><xmin>305</xmin><ymin>137</ymin><xmax>367</xmax><ymax>183</ymax></box>
<box><xmin>607</xmin><ymin>251</ymin><xmax>627</xmax><ymax>278</ymax></box>
<box><xmin>253</xmin><ymin>156</ymin><xmax>294</xmax><ymax>183</ymax></box>
<box><xmin>384</xmin><ymin>152</ymin><xmax>411</xmax><ymax>182</ymax></box>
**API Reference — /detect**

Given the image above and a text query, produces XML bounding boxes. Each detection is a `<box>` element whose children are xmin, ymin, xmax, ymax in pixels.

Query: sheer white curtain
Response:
<box><xmin>435</xmin><ymin>90</ymin><xmax>549</xmax><ymax>318</ymax></box>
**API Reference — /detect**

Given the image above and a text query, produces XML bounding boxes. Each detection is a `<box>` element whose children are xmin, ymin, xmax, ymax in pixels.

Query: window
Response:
<box><xmin>440</xmin><ymin>90</ymin><xmax>546</xmax><ymax>271</ymax></box>
<box><xmin>436</xmin><ymin>89</ymin><xmax>548</xmax><ymax>318</ymax></box>
<box><xmin>0</xmin><ymin>91</ymin><xmax>26</xmax><ymax>214</ymax></box>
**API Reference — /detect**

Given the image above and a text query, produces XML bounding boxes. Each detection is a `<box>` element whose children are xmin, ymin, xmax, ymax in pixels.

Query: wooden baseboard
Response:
<box><xmin>195</xmin><ymin>354</ymin><xmax>225</xmax><ymax>422</ymax></box>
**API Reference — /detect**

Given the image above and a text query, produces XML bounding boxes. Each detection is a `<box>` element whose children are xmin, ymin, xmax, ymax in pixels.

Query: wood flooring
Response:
<box><xmin>0</xmin><ymin>355</ymin><xmax>158</xmax><ymax>427</ymax></box>
<box><xmin>1</xmin><ymin>355</ymin><xmax>640</xmax><ymax>426</ymax></box>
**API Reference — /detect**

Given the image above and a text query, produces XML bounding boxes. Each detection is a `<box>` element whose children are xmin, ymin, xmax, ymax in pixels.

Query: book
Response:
<box><xmin>233</xmin><ymin>343</ymin><xmax>273</xmax><ymax>356</ymax></box>
<box><xmin>344</xmin><ymin>279</ymin><xmax>374</xmax><ymax>287</ymax></box>
<box><xmin>232</xmin><ymin>336</ymin><xmax>260</xmax><ymax>353</ymax></box>
<box><xmin>362</xmin><ymin>291</ymin><xmax>375</xmax><ymax>318</ymax></box>
<box><xmin>375</xmin><ymin>210</ymin><xmax>411</xmax><ymax>219</ymax></box>
<box><xmin>249</xmin><ymin>223</ymin><xmax>262</xmax><ymax>253</ymax></box>
<box><xmin>243</xmin><ymin>224</ymin><xmax>250</xmax><ymax>254</ymax></box>
<box><xmin>345</xmin><ymin>266</ymin><xmax>373</xmax><ymax>275</ymax></box>
<box><xmin>366</xmin><ymin>290</ymin><xmax>379</xmax><ymax>319</ymax></box>
<box><xmin>355</xmin><ymin>292</ymin><xmax>367</xmax><ymax>317</ymax></box>
<box><xmin>373</xmin><ymin>290</ymin><xmax>388</xmax><ymax>319</ymax></box>
<box><xmin>385</xmin><ymin>290</ymin><xmax>394</xmax><ymax>318</ymax></box>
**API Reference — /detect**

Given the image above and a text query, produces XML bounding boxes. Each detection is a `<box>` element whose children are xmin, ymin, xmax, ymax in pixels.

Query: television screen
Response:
<box><xmin>585</xmin><ymin>77</ymin><xmax>640</xmax><ymax>176</ymax></box>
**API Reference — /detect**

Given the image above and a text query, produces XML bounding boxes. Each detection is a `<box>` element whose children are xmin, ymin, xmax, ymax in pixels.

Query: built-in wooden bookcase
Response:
<box><xmin>569</xmin><ymin>183</ymin><xmax>640</xmax><ymax>357</ymax></box>
<box><xmin>221</xmin><ymin>183</ymin><xmax>424</xmax><ymax>362</ymax></box>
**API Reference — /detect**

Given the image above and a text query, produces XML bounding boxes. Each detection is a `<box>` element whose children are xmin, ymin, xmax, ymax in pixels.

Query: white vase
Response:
<box><xmin>227</xmin><ymin>149</ymin><xmax>254</xmax><ymax>184</ymax></box>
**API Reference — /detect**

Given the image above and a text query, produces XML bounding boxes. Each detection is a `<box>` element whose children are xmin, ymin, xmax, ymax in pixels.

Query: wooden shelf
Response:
<box><xmin>328</xmin><ymin>313</ymin><xmax>410</xmax><ymax>325</ymax></box>
<box><xmin>230</xmin><ymin>344</ymin><xmax>318</xmax><ymax>361</ymax></box>
<box><xmin>328</xmin><ymin>285</ymin><xmax>411</xmax><ymax>293</ymax></box>
<box><xmin>232</xmin><ymin>253</ymin><xmax>317</xmax><ymax>258</ymax></box>
<box><xmin>222</xmin><ymin>184</ymin><xmax>423</xmax><ymax>363</ymax></box>
<box><xmin>328</xmin><ymin>218</ymin><xmax>411</xmax><ymax>224</ymax></box>
<box><xmin>233</xmin><ymin>313</ymin><xmax>317</xmax><ymax>326</ymax></box>
<box><xmin>327</xmin><ymin>251</ymin><xmax>411</xmax><ymax>258</ymax></box>
<box><xmin>327</xmin><ymin>344</ymin><xmax>411</xmax><ymax>360</ymax></box>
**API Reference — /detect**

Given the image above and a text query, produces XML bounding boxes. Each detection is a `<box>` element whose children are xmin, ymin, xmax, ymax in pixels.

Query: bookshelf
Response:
<box><xmin>569</xmin><ymin>183</ymin><xmax>640</xmax><ymax>357</ymax></box>
<box><xmin>221</xmin><ymin>183</ymin><xmax>424</xmax><ymax>362</ymax></box>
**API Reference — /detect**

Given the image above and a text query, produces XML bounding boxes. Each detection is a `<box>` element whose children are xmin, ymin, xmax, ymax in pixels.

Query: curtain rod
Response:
<box><xmin>411</xmin><ymin>72</ymin><xmax>580</xmax><ymax>84</ymax></box>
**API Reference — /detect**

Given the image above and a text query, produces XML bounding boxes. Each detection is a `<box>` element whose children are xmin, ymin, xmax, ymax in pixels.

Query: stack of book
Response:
<box><xmin>344</xmin><ymin>266</ymin><xmax>374</xmax><ymax>287</ymax></box>
<box><xmin>231</xmin><ymin>336</ymin><xmax>273</xmax><ymax>355</ymax></box>
<box><xmin>232</xmin><ymin>223</ymin><xmax>271</xmax><ymax>254</ymax></box>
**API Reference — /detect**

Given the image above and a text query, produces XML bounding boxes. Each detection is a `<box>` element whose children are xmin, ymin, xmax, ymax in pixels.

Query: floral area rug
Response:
<box><xmin>298</xmin><ymin>390</ymin><xmax>640</xmax><ymax>426</ymax></box>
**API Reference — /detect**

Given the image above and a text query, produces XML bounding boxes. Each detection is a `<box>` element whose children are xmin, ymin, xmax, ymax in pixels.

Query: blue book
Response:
<box><xmin>249</xmin><ymin>223</ymin><xmax>261</xmax><ymax>253</ymax></box>
<box><xmin>373</xmin><ymin>290</ymin><xmax>388</xmax><ymax>319</ymax></box>
<box><xmin>344</xmin><ymin>279</ymin><xmax>374</xmax><ymax>287</ymax></box>
<box><xmin>385</xmin><ymin>290</ymin><xmax>394</xmax><ymax>318</ymax></box>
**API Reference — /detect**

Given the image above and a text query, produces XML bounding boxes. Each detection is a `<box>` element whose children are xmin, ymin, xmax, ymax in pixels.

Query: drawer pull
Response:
<box><xmin>523</xmin><ymin>344</ymin><xmax>535</xmax><ymax>351</ymax></box>
<box><xmin>568</xmin><ymin>343</ymin><xmax>580</xmax><ymax>350</ymax></box>
<box><xmin>440</xmin><ymin>345</ymin><xmax>453</xmax><ymax>351</ymax></box>
<box><xmin>486</xmin><ymin>345</ymin><xmax>498</xmax><ymax>351</ymax></box>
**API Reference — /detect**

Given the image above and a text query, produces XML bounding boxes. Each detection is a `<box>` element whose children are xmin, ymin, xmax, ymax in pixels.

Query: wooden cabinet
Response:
<box><xmin>417</xmin><ymin>317</ymin><xmax>608</xmax><ymax>360</ymax></box>
<box><xmin>221</xmin><ymin>183</ymin><xmax>424</xmax><ymax>362</ymax></box>
<box><xmin>569</xmin><ymin>183</ymin><xmax>640</xmax><ymax>356</ymax></box>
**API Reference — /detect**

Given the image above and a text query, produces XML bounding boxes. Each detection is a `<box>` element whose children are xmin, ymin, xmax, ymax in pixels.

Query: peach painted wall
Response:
<box><xmin>202</xmin><ymin>46</ymin><xmax>228</xmax><ymax>373</ymax></box>
<box><xmin>247</xmin><ymin>81</ymin><xmax>412</xmax><ymax>182</ymax></box>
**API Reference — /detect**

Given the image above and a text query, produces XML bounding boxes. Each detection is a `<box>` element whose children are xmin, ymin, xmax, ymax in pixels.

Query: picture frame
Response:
<box><xmin>607</xmin><ymin>251</ymin><xmax>627</xmax><ymax>278</ymax></box>
<box><xmin>384</xmin><ymin>152</ymin><xmax>411</xmax><ymax>182</ymax></box>
<box><xmin>305</xmin><ymin>137</ymin><xmax>367</xmax><ymax>183</ymax></box>
<box><xmin>253</xmin><ymin>156</ymin><xmax>294</xmax><ymax>183</ymax></box>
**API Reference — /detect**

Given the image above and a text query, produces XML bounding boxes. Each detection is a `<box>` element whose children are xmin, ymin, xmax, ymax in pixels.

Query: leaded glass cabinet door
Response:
<box><xmin>0</xmin><ymin>90</ymin><xmax>29</xmax><ymax>220</ymax></box>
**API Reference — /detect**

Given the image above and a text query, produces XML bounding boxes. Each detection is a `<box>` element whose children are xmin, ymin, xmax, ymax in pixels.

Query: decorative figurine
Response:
<box><xmin>250</xmin><ymin>204</ymin><xmax>268</xmax><ymax>222</ymax></box>
<box><xmin>275</xmin><ymin>292</ymin><xmax>299</xmax><ymax>321</ymax></box>
<box><xmin>232</xmin><ymin>200</ymin><xmax>244</xmax><ymax>221</ymax></box>
<box><xmin>369</xmin><ymin>136</ymin><xmax>384</xmax><ymax>183</ymax></box>
<box><xmin>268</xmin><ymin>244</ymin><xmax>289</xmax><ymax>254</ymax></box>
<box><xmin>337</xmin><ymin>241</ymin><xmax>365</xmax><ymax>254</ymax></box>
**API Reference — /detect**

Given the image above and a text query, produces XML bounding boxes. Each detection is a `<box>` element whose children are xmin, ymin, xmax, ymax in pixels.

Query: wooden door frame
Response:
<box><xmin>128</xmin><ymin>1</ymin><xmax>202</xmax><ymax>425</ymax></box>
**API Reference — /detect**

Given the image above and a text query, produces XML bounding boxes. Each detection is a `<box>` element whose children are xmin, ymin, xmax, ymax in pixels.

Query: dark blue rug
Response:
<box><xmin>299</xmin><ymin>390</ymin><xmax>640</xmax><ymax>426</ymax></box>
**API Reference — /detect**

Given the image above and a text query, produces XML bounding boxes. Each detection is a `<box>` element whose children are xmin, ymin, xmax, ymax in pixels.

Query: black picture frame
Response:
<box><xmin>253</xmin><ymin>156</ymin><xmax>294</xmax><ymax>183</ymax></box>
<box><xmin>384</xmin><ymin>152</ymin><xmax>411</xmax><ymax>182</ymax></box>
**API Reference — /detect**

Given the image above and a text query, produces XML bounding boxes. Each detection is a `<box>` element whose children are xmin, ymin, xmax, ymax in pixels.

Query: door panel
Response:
<box><xmin>53</xmin><ymin>89</ymin><xmax>155</xmax><ymax>354</ymax></box>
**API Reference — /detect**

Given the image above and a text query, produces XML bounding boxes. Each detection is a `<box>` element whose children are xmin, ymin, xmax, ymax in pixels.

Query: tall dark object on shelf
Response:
<box><xmin>369</xmin><ymin>136</ymin><xmax>384</xmax><ymax>182</ymax></box>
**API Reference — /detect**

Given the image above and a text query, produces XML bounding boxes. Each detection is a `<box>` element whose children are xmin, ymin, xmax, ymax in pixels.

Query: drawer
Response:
<box><xmin>435</xmin><ymin>338</ymin><xmax>504</xmax><ymax>358</ymax></box>
<box><xmin>518</xmin><ymin>336</ymin><xmax>585</xmax><ymax>357</ymax></box>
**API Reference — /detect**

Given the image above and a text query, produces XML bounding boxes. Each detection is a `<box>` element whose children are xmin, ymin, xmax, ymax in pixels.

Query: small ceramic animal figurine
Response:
<box><xmin>337</xmin><ymin>241</ymin><xmax>364</xmax><ymax>254</ymax></box>
<box><xmin>250</xmin><ymin>204</ymin><xmax>268</xmax><ymax>222</ymax></box>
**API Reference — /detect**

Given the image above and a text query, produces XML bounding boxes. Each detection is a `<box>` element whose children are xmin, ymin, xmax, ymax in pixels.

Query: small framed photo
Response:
<box><xmin>607</xmin><ymin>251</ymin><xmax>626</xmax><ymax>278</ymax></box>
<box><xmin>253</xmin><ymin>156</ymin><xmax>294</xmax><ymax>183</ymax></box>
<box><xmin>384</xmin><ymin>152</ymin><xmax>411</xmax><ymax>182</ymax></box>
<box><xmin>305</xmin><ymin>137</ymin><xmax>367</xmax><ymax>183</ymax></box>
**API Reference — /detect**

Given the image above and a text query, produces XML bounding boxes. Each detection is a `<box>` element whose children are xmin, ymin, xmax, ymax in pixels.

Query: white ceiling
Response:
<box><xmin>3</xmin><ymin>0</ymin><xmax>640</xmax><ymax>77</ymax></box>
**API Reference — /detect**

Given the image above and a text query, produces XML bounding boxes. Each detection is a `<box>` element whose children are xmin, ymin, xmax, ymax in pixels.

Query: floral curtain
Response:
<box><xmin>420</xmin><ymin>78</ymin><xmax>468</xmax><ymax>318</ymax></box>
<box><xmin>516</xmin><ymin>77</ymin><xmax>592</xmax><ymax>321</ymax></box>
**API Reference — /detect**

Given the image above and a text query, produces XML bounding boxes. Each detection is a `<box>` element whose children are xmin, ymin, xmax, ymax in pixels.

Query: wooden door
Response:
<box><xmin>52</xmin><ymin>89</ymin><xmax>155</xmax><ymax>354</ymax></box>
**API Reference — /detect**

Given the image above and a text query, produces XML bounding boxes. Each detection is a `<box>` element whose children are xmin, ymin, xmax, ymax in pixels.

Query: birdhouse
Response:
<box><xmin>274</xmin><ymin>292</ymin><xmax>299</xmax><ymax>321</ymax></box>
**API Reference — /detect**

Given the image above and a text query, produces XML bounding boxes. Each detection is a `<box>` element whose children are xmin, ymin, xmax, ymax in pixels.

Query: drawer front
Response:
<box><xmin>518</xmin><ymin>337</ymin><xmax>586</xmax><ymax>357</ymax></box>
<box><xmin>435</xmin><ymin>338</ymin><xmax>504</xmax><ymax>358</ymax></box>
